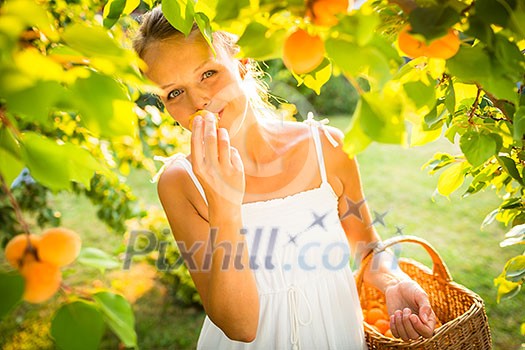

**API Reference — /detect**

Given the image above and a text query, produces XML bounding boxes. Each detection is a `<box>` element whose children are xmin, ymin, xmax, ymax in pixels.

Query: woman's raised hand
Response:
<box><xmin>190</xmin><ymin>112</ymin><xmax>245</xmax><ymax>209</ymax></box>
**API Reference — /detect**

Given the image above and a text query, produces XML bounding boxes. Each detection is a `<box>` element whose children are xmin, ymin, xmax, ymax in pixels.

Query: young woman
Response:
<box><xmin>133</xmin><ymin>7</ymin><xmax>436</xmax><ymax>349</ymax></box>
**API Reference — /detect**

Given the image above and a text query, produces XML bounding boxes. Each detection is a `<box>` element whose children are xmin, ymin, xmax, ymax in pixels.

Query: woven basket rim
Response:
<box><xmin>356</xmin><ymin>236</ymin><xmax>492</xmax><ymax>349</ymax></box>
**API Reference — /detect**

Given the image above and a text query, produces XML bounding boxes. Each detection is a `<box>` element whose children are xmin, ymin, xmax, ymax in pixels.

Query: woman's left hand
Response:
<box><xmin>385</xmin><ymin>279</ymin><xmax>436</xmax><ymax>340</ymax></box>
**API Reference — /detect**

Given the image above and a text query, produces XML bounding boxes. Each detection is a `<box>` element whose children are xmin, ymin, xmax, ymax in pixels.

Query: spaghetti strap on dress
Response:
<box><xmin>155</xmin><ymin>114</ymin><xmax>367</xmax><ymax>350</ymax></box>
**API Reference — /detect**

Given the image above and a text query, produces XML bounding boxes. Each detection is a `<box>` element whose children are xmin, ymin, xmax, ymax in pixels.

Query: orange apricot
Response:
<box><xmin>188</xmin><ymin>110</ymin><xmax>219</xmax><ymax>131</ymax></box>
<box><xmin>307</xmin><ymin>0</ymin><xmax>351</xmax><ymax>27</ymax></box>
<box><xmin>38</xmin><ymin>227</ymin><xmax>81</xmax><ymax>267</ymax></box>
<box><xmin>375</xmin><ymin>319</ymin><xmax>390</xmax><ymax>334</ymax></box>
<box><xmin>282</xmin><ymin>29</ymin><xmax>325</xmax><ymax>75</ymax></box>
<box><xmin>4</xmin><ymin>234</ymin><xmax>40</xmax><ymax>268</ymax></box>
<box><xmin>366</xmin><ymin>307</ymin><xmax>387</xmax><ymax>325</ymax></box>
<box><xmin>398</xmin><ymin>24</ymin><xmax>460</xmax><ymax>60</ymax></box>
<box><xmin>366</xmin><ymin>301</ymin><xmax>384</xmax><ymax>311</ymax></box>
<box><xmin>21</xmin><ymin>259</ymin><xmax>62</xmax><ymax>303</ymax></box>
<box><xmin>384</xmin><ymin>329</ymin><xmax>394</xmax><ymax>338</ymax></box>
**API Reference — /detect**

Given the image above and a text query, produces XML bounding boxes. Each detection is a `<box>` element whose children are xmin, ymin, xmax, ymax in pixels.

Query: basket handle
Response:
<box><xmin>355</xmin><ymin>235</ymin><xmax>452</xmax><ymax>288</ymax></box>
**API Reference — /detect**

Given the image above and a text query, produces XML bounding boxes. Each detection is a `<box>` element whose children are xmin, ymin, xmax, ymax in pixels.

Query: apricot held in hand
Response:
<box><xmin>188</xmin><ymin>110</ymin><xmax>219</xmax><ymax>131</ymax></box>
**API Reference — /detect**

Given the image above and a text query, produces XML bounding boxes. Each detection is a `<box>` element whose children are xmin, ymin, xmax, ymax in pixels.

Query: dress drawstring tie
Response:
<box><xmin>302</xmin><ymin>112</ymin><xmax>340</xmax><ymax>148</ymax></box>
<box><xmin>151</xmin><ymin>152</ymin><xmax>187</xmax><ymax>183</ymax></box>
<box><xmin>288</xmin><ymin>285</ymin><xmax>313</xmax><ymax>350</ymax></box>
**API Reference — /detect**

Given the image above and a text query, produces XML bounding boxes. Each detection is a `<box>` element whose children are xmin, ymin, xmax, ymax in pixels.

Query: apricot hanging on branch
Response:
<box><xmin>38</xmin><ymin>227</ymin><xmax>82</xmax><ymax>267</ymax></box>
<box><xmin>4</xmin><ymin>227</ymin><xmax>82</xmax><ymax>303</ymax></box>
<box><xmin>306</xmin><ymin>0</ymin><xmax>352</xmax><ymax>27</ymax></box>
<box><xmin>282</xmin><ymin>28</ymin><xmax>325</xmax><ymax>75</ymax></box>
<box><xmin>397</xmin><ymin>24</ymin><xmax>460</xmax><ymax>60</ymax></box>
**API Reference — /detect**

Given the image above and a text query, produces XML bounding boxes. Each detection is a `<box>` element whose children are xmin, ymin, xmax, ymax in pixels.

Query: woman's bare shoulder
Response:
<box><xmin>156</xmin><ymin>159</ymin><xmax>193</xmax><ymax>203</ymax></box>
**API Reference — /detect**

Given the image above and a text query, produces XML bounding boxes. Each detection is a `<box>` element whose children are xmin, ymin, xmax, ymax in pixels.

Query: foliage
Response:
<box><xmin>1</xmin><ymin>0</ymin><xmax>525</xmax><ymax>345</ymax></box>
<box><xmin>0</xmin><ymin>0</ymin><xmax>186</xmax><ymax>348</ymax></box>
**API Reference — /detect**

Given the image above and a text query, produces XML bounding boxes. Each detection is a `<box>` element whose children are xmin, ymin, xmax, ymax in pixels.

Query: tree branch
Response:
<box><xmin>480</xmin><ymin>87</ymin><xmax>514</xmax><ymax>123</ymax></box>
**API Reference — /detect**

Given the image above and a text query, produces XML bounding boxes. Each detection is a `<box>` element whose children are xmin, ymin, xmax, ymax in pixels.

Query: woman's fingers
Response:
<box><xmin>393</xmin><ymin>310</ymin><xmax>409</xmax><ymax>340</ymax></box>
<box><xmin>390</xmin><ymin>307</ymin><xmax>435</xmax><ymax>341</ymax></box>
<box><xmin>203</xmin><ymin>113</ymin><xmax>218</xmax><ymax>164</ymax></box>
<box><xmin>217</xmin><ymin>128</ymin><xmax>231</xmax><ymax>165</ymax></box>
<box><xmin>414</xmin><ymin>305</ymin><xmax>436</xmax><ymax>338</ymax></box>
<box><xmin>401</xmin><ymin>308</ymin><xmax>420</xmax><ymax>340</ymax></box>
<box><xmin>230</xmin><ymin>147</ymin><xmax>243</xmax><ymax>172</ymax></box>
<box><xmin>191</xmin><ymin>115</ymin><xmax>204</xmax><ymax>167</ymax></box>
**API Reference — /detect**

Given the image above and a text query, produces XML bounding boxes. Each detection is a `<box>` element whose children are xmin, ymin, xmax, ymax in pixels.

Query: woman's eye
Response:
<box><xmin>202</xmin><ymin>70</ymin><xmax>216</xmax><ymax>80</ymax></box>
<box><xmin>167</xmin><ymin>89</ymin><xmax>183</xmax><ymax>100</ymax></box>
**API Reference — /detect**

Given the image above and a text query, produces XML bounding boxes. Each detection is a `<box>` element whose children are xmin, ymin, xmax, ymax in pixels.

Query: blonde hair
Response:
<box><xmin>133</xmin><ymin>6</ymin><xmax>278</xmax><ymax>119</ymax></box>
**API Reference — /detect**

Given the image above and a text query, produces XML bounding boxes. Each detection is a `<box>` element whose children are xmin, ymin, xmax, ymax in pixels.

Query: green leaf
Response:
<box><xmin>409</xmin><ymin>6</ymin><xmax>461</xmax><ymax>41</ymax></box>
<box><xmin>423</xmin><ymin>106</ymin><xmax>445</xmax><ymax>129</ymax></box>
<box><xmin>77</xmin><ymin>247</ymin><xmax>120</xmax><ymax>271</ymax></box>
<box><xmin>482</xmin><ymin>208</ymin><xmax>499</xmax><ymax>228</ymax></box>
<box><xmin>447</xmin><ymin>46</ymin><xmax>492</xmax><ymax>83</ymax></box>
<box><xmin>475</xmin><ymin>0</ymin><xmax>517</xmax><ymax>27</ymax></box>
<box><xmin>213</xmin><ymin>0</ymin><xmax>249</xmax><ymax>22</ymax></box>
<box><xmin>404</xmin><ymin>81</ymin><xmax>436</xmax><ymax>110</ymax></box>
<box><xmin>4</xmin><ymin>0</ymin><xmax>59</xmax><ymax>41</ymax></box>
<box><xmin>465</xmin><ymin>15</ymin><xmax>494</xmax><ymax>46</ymax></box>
<box><xmin>343</xmin><ymin>106</ymin><xmax>372</xmax><ymax>157</ymax></box>
<box><xmin>93</xmin><ymin>292</ymin><xmax>137</xmax><ymax>348</ymax></box>
<box><xmin>51</xmin><ymin>301</ymin><xmax>105</xmax><ymax>350</ymax></box>
<box><xmin>195</xmin><ymin>0</ymin><xmax>217</xmax><ymax>20</ymax></box>
<box><xmin>358</xmin><ymin>92</ymin><xmax>406</xmax><ymax>144</ymax></box>
<box><xmin>102</xmin><ymin>0</ymin><xmax>126</xmax><ymax>28</ymax></box>
<box><xmin>0</xmin><ymin>146</ymin><xmax>24</xmax><ymax>186</ymax></box>
<box><xmin>494</xmin><ymin>34</ymin><xmax>525</xmax><ymax>80</ymax></box>
<box><xmin>0</xmin><ymin>272</ymin><xmax>24</xmax><ymax>320</ymax></box>
<box><xmin>194</xmin><ymin>12</ymin><xmax>215</xmax><ymax>55</ymax></box>
<box><xmin>325</xmin><ymin>38</ymin><xmax>394</xmax><ymax>89</ymax></box>
<box><xmin>500</xmin><ymin>224</ymin><xmax>525</xmax><ymax>248</ymax></box>
<box><xmin>62</xmin><ymin>23</ymin><xmax>128</xmax><ymax>61</ymax></box>
<box><xmin>4</xmin><ymin>81</ymin><xmax>70</xmax><ymax>124</ymax></box>
<box><xmin>299</xmin><ymin>58</ymin><xmax>332</xmax><ymax>95</ymax></box>
<box><xmin>15</xmin><ymin>48</ymin><xmax>65</xmax><ymax>81</ymax></box>
<box><xmin>122</xmin><ymin>0</ymin><xmax>140</xmax><ymax>14</ymax></box>
<box><xmin>437</xmin><ymin>161</ymin><xmax>467</xmax><ymax>196</ymax></box>
<box><xmin>410</xmin><ymin>120</ymin><xmax>442</xmax><ymax>147</ymax></box>
<box><xmin>162</xmin><ymin>0</ymin><xmax>195</xmax><ymax>36</ymax></box>
<box><xmin>335</xmin><ymin>11</ymin><xmax>380</xmax><ymax>46</ymax></box>
<box><xmin>325</xmin><ymin>38</ymin><xmax>360</xmax><ymax>76</ymax></box>
<box><xmin>422</xmin><ymin>152</ymin><xmax>455</xmax><ymax>173</ymax></box>
<box><xmin>444</xmin><ymin>83</ymin><xmax>456</xmax><ymax>114</ymax></box>
<box><xmin>513</xmin><ymin>107</ymin><xmax>525</xmax><ymax>144</ymax></box>
<box><xmin>0</xmin><ymin>126</ymin><xmax>21</xmax><ymax>160</ymax></box>
<box><xmin>71</xmin><ymin>72</ymin><xmax>136</xmax><ymax>138</ymax></box>
<box><xmin>497</xmin><ymin>156</ymin><xmax>524</xmax><ymax>185</ymax></box>
<box><xmin>20</xmin><ymin>132</ymin><xmax>102</xmax><ymax>191</ymax></box>
<box><xmin>494</xmin><ymin>273</ymin><xmax>521</xmax><ymax>303</ymax></box>
<box><xmin>503</xmin><ymin>255</ymin><xmax>525</xmax><ymax>282</ymax></box>
<box><xmin>237</xmin><ymin>22</ymin><xmax>285</xmax><ymax>61</ymax></box>
<box><xmin>459</xmin><ymin>131</ymin><xmax>497</xmax><ymax>167</ymax></box>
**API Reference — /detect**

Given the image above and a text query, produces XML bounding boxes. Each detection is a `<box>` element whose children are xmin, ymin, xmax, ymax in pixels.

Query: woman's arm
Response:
<box><xmin>322</xmin><ymin>126</ymin><xmax>436</xmax><ymax>340</ymax></box>
<box><xmin>157</xmin><ymin>115</ymin><xmax>259</xmax><ymax>342</ymax></box>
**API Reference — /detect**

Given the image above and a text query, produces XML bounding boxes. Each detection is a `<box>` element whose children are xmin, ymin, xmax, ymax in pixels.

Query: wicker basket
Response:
<box><xmin>355</xmin><ymin>235</ymin><xmax>492</xmax><ymax>349</ymax></box>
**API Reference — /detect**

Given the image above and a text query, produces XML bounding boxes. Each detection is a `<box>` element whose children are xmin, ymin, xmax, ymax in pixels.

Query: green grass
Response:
<box><xmin>1</xmin><ymin>115</ymin><xmax>524</xmax><ymax>349</ymax></box>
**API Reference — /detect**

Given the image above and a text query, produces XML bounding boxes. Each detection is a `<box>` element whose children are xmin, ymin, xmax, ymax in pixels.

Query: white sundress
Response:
<box><xmin>158</xmin><ymin>116</ymin><xmax>367</xmax><ymax>350</ymax></box>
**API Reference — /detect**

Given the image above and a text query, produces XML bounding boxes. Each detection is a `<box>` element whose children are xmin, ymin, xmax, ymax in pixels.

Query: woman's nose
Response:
<box><xmin>190</xmin><ymin>91</ymin><xmax>211</xmax><ymax>111</ymax></box>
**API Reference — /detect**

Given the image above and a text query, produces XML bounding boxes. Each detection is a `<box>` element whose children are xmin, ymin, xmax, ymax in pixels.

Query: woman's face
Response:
<box><xmin>142</xmin><ymin>32</ymin><xmax>247</xmax><ymax>131</ymax></box>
